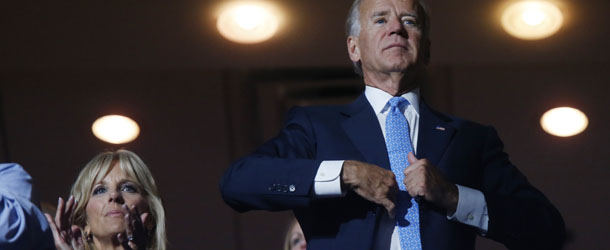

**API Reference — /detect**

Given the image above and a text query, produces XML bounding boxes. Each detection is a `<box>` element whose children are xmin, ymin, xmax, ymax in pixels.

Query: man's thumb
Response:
<box><xmin>407</xmin><ymin>152</ymin><xmax>418</xmax><ymax>164</ymax></box>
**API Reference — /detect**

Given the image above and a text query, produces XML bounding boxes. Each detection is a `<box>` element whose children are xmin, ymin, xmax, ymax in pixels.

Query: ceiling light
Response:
<box><xmin>216</xmin><ymin>1</ymin><xmax>281</xmax><ymax>44</ymax></box>
<box><xmin>92</xmin><ymin>115</ymin><xmax>140</xmax><ymax>144</ymax></box>
<box><xmin>501</xmin><ymin>1</ymin><xmax>564</xmax><ymax>40</ymax></box>
<box><xmin>540</xmin><ymin>107</ymin><xmax>588</xmax><ymax>137</ymax></box>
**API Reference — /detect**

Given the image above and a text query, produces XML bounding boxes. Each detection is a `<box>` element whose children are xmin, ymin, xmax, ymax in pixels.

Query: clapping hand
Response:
<box><xmin>117</xmin><ymin>204</ymin><xmax>150</xmax><ymax>250</ymax></box>
<box><xmin>44</xmin><ymin>196</ymin><xmax>151</xmax><ymax>250</ymax></box>
<box><xmin>44</xmin><ymin>196</ymin><xmax>85</xmax><ymax>250</ymax></box>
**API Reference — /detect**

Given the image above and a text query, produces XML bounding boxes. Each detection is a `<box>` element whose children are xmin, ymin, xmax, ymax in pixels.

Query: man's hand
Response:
<box><xmin>342</xmin><ymin>160</ymin><xmax>398</xmax><ymax>217</ymax></box>
<box><xmin>403</xmin><ymin>152</ymin><xmax>459</xmax><ymax>214</ymax></box>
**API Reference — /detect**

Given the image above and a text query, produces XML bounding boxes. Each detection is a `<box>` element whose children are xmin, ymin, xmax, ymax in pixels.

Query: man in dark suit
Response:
<box><xmin>220</xmin><ymin>0</ymin><xmax>565</xmax><ymax>249</ymax></box>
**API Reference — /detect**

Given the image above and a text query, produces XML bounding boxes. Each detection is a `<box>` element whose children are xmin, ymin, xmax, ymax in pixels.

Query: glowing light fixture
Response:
<box><xmin>92</xmin><ymin>115</ymin><xmax>140</xmax><ymax>144</ymax></box>
<box><xmin>216</xmin><ymin>1</ymin><xmax>281</xmax><ymax>44</ymax></box>
<box><xmin>501</xmin><ymin>1</ymin><xmax>564</xmax><ymax>40</ymax></box>
<box><xmin>540</xmin><ymin>107</ymin><xmax>588</xmax><ymax>137</ymax></box>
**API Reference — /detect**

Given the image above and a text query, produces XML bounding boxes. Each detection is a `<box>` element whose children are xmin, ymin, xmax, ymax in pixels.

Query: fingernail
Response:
<box><xmin>58</xmin><ymin>197</ymin><xmax>62</xmax><ymax>203</ymax></box>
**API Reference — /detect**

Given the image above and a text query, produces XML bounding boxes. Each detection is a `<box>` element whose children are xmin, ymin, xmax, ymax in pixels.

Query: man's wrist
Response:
<box><xmin>447</xmin><ymin>185</ymin><xmax>489</xmax><ymax>233</ymax></box>
<box><xmin>341</xmin><ymin>160</ymin><xmax>354</xmax><ymax>188</ymax></box>
<box><xmin>444</xmin><ymin>184</ymin><xmax>459</xmax><ymax>215</ymax></box>
<box><xmin>340</xmin><ymin>163</ymin><xmax>347</xmax><ymax>191</ymax></box>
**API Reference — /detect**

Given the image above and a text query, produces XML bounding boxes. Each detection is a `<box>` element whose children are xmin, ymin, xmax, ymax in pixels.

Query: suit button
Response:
<box><xmin>268</xmin><ymin>184</ymin><xmax>275</xmax><ymax>191</ymax></box>
<box><xmin>289</xmin><ymin>185</ymin><xmax>296</xmax><ymax>192</ymax></box>
<box><xmin>275</xmin><ymin>185</ymin><xmax>283</xmax><ymax>192</ymax></box>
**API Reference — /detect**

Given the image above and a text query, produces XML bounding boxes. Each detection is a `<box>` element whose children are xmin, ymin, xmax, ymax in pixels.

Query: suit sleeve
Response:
<box><xmin>481</xmin><ymin>127</ymin><xmax>566</xmax><ymax>250</ymax></box>
<box><xmin>219</xmin><ymin>107</ymin><xmax>322</xmax><ymax>213</ymax></box>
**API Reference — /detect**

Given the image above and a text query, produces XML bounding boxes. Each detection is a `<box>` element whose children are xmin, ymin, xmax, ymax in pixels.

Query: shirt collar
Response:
<box><xmin>364</xmin><ymin>85</ymin><xmax>420</xmax><ymax>115</ymax></box>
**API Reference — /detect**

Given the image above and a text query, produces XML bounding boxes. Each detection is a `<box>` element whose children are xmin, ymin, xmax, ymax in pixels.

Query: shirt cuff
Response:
<box><xmin>313</xmin><ymin>160</ymin><xmax>344</xmax><ymax>197</ymax></box>
<box><xmin>447</xmin><ymin>184</ymin><xmax>489</xmax><ymax>234</ymax></box>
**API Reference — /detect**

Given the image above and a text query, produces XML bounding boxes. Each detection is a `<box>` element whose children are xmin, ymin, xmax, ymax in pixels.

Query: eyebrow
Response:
<box><xmin>372</xmin><ymin>10</ymin><xmax>389</xmax><ymax>17</ymax></box>
<box><xmin>401</xmin><ymin>13</ymin><xmax>418</xmax><ymax>19</ymax></box>
<box><xmin>371</xmin><ymin>11</ymin><xmax>418</xmax><ymax>19</ymax></box>
<box><xmin>95</xmin><ymin>179</ymin><xmax>135</xmax><ymax>186</ymax></box>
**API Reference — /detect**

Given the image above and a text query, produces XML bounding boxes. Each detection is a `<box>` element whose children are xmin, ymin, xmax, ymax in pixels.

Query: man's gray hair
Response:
<box><xmin>346</xmin><ymin>0</ymin><xmax>363</xmax><ymax>38</ymax></box>
<box><xmin>345</xmin><ymin>0</ymin><xmax>431</xmax><ymax>76</ymax></box>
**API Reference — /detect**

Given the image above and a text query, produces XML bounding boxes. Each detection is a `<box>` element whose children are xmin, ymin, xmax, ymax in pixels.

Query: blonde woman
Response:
<box><xmin>45</xmin><ymin>150</ymin><xmax>167</xmax><ymax>250</ymax></box>
<box><xmin>283</xmin><ymin>218</ymin><xmax>306</xmax><ymax>250</ymax></box>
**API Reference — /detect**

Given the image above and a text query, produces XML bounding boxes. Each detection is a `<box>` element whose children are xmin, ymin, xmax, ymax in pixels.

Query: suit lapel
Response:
<box><xmin>340</xmin><ymin>96</ymin><xmax>457</xmax><ymax>170</ymax></box>
<box><xmin>416</xmin><ymin>101</ymin><xmax>456</xmax><ymax>167</ymax></box>
<box><xmin>341</xmin><ymin>94</ymin><xmax>392</xmax><ymax>170</ymax></box>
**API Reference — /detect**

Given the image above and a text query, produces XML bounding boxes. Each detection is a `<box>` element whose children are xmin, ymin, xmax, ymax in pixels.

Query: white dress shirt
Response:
<box><xmin>313</xmin><ymin>86</ymin><xmax>489</xmax><ymax>249</ymax></box>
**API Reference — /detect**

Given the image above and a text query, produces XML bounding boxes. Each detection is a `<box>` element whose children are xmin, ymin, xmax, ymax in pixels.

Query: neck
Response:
<box><xmin>92</xmin><ymin>235</ymin><xmax>124</xmax><ymax>250</ymax></box>
<box><xmin>362</xmin><ymin>69</ymin><xmax>420</xmax><ymax>96</ymax></box>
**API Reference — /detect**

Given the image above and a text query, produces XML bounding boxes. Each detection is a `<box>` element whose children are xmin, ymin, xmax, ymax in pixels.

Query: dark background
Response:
<box><xmin>1</xmin><ymin>0</ymin><xmax>608</xmax><ymax>249</ymax></box>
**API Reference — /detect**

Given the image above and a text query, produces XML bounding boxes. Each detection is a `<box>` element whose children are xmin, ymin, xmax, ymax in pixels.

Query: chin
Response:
<box><xmin>103</xmin><ymin>224</ymin><xmax>127</xmax><ymax>235</ymax></box>
<box><xmin>389</xmin><ymin>58</ymin><xmax>421</xmax><ymax>71</ymax></box>
<box><xmin>382</xmin><ymin>59</ymin><xmax>415</xmax><ymax>70</ymax></box>
<box><xmin>384</xmin><ymin>64</ymin><xmax>412</xmax><ymax>73</ymax></box>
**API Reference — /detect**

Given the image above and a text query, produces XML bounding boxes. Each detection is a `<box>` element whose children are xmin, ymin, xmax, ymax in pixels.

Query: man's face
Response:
<box><xmin>349</xmin><ymin>0</ymin><xmax>423</xmax><ymax>76</ymax></box>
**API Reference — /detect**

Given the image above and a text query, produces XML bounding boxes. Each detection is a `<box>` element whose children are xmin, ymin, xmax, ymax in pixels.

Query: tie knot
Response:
<box><xmin>388</xmin><ymin>96</ymin><xmax>409</xmax><ymax>109</ymax></box>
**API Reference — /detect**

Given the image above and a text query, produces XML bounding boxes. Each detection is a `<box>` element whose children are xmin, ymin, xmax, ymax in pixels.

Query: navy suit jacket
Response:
<box><xmin>220</xmin><ymin>94</ymin><xmax>565</xmax><ymax>250</ymax></box>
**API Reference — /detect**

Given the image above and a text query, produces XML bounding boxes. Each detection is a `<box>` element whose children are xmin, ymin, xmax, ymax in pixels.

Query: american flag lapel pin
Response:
<box><xmin>435</xmin><ymin>126</ymin><xmax>446</xmax><ymax>131</ymax></box>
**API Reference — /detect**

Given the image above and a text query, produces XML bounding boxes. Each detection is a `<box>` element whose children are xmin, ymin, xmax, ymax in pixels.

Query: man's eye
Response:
<box><xmin>375</xmin><ymin>19</ymin><xmax>386</xmax><ymax>24</ymax></box>
<box><xmin>403</xmin><ymin>19</ymin><xmax>417</xmax><ymax>26</ymax></box>
<box><xmin>93</xmin><ymin>187</ymin><xmax>107</xmax><ymax>195</ymax></box>
<box><xmin>121</xmin><ymin>184</ymin><xmax>138</xmax><ymax>193</ymax></box>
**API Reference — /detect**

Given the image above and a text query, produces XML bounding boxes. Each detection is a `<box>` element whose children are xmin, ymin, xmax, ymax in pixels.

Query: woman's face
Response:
<box><xmin>289</xmin><ymin>221</ymin><xmax>306</xmax><ymax>250</ymax></box>
<box><xmin>85</xmin><ymin>162</ymin><xmax>149</xmax><ymax>239</ymax></box>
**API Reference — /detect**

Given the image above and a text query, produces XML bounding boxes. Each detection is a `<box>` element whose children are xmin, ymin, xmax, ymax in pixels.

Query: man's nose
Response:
<box><xmin>388</xmin><ymin>17</ymin><xmax>407</xmax><ymax>37</ymax></box>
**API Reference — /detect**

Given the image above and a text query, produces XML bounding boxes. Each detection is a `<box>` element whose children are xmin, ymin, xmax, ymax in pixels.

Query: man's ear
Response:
<box><xmin>347</xmin><ymin>36</ymin><xmax>361</xmax><ymax>63</ymax></box>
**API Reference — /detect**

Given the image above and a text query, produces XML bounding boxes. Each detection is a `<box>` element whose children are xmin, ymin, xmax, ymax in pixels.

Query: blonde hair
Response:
<box><xmin>70</xmin><ymin>150</ymin><xmax>167</xmax><ymax>250</ymax></box>
<box><xmin>283</xmin><ymin>218</ymin><xmax>303</xmax><ymax>250</ymax></box>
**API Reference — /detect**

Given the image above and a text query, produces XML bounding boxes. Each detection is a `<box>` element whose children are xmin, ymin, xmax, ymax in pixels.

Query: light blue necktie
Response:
<box><xmin>385</xmin><ymin>97</ymin><xmax>422</xmax><ymax>250</ymax></box>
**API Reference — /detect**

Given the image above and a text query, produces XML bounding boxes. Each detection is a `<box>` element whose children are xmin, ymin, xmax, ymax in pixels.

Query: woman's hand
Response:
<box><xmin>44</xmin><ymin>196</ymin><xmax>85</xmax><ymax>250</ymax></box>
<box><xmin>117</xmin><ymin>204</ymin><xmax>150</xmax><ymax>250</ymax></box>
